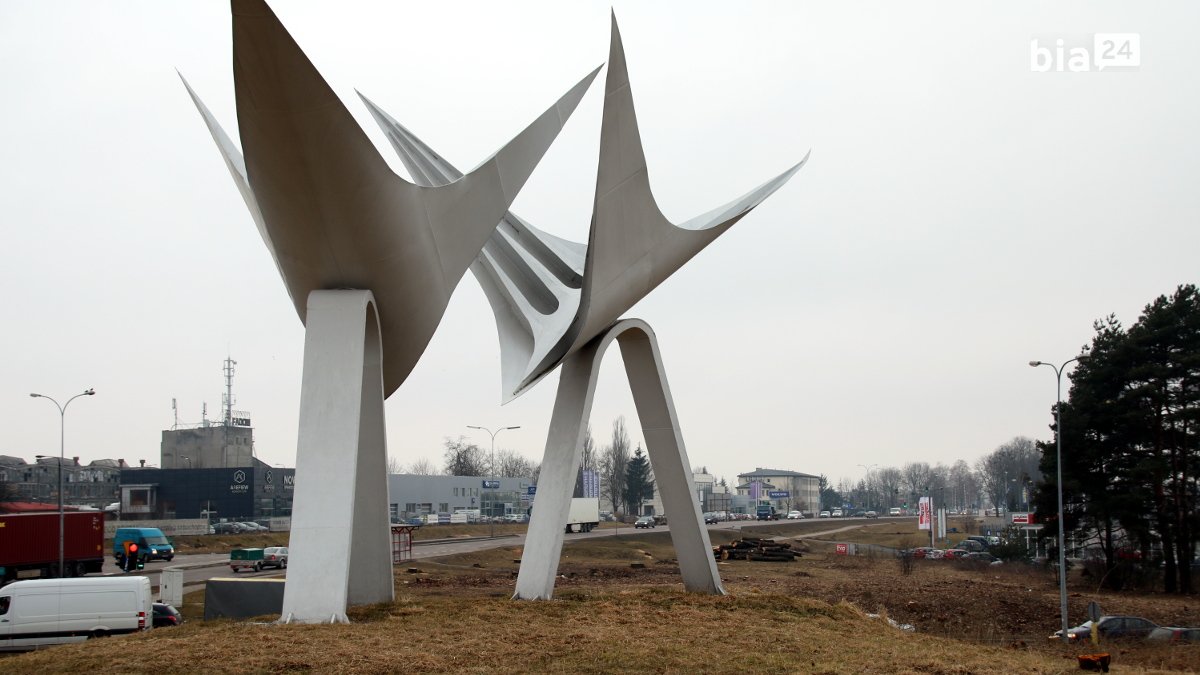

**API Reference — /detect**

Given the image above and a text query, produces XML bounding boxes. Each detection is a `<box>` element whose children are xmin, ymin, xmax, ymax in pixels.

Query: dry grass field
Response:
<box><xmin>11</xmin><ymin>523</ymin><xmax>1197</xmax><ymax>674</ymax></box>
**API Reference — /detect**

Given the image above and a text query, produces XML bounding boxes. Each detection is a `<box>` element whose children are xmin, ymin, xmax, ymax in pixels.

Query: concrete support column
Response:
<box><xmin>281</xmin><ymin>290</ymin><xmax>393</xmax><ymax>623</ymax></box>
<box><xmin>513</xmin><ymin>319</ymin><xmax>725</xmax><ymax>600</ymax></box>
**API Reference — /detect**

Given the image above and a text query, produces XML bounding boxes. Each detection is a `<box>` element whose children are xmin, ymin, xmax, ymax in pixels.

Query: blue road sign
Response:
<box><xmin>482</xmin><ymin>479</ymin><xmax>500</xmax><ymax>489</ymax></box>
<box><xmin>527</xmin><ymin>486</ymin><xmax>537</xmax><ymax>496</ymax></box>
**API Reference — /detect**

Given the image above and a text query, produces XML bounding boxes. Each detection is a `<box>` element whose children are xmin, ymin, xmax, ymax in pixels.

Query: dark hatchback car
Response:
<box><xmin>1054</xmin><ymin>616</ymin><xmax>1158</xmax><ymax>641</ymax></box>
<box><xmin>152</xmin><ymin>602</ymin><xmax>183</xmax><ymax>628</ymax></box>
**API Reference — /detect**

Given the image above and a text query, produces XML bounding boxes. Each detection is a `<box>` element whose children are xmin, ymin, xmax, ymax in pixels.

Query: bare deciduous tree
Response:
<box><xmin>599</xmin><ymin>417</ymin><xmax>631</xmax><ymax>515</ymax></box>
<box><xmin>901</xmin><ymin>461</ymin><xmax>935</xmax><ymax>500</ymax></box>
<box><xmin>876</xmin><ymin>466</ymin><xmax>904</xmax><ymax>508</ymax></box>
<box><xmin>494</xmin><ymin>447</ymin><xmax>538</xmax><ymax>478</ymax></box>
<box><xmin>442</xmin><ymin>436</ymin><xmax>487</xmax><ymax>476</ymax></box>
<box><xmin>386</xmin><ymin>455</ymin><xmax>403</xmax><ymax>475</ymax></box>
<box><xmin>405</xmin><ymin>456</ymin><xmax>439</xmax><ymax>475</ymax></box>
<box><xmin>976</xmin><ymin>436</ymin><xmax>1041</xmax><ymax>512</ymax></box>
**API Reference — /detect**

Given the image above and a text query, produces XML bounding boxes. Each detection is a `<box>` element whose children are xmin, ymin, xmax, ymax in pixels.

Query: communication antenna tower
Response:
<box><xmin>222</xmin><ymin>356</ymin><xmax>237</xmax><ymax>427</ymax></box>
<box><xmin>202</xmin><ymin>402</ymin><xmax>208</xmax><ymax>428</ymax></box>
<box><xmin>172</xmin><ymin>398</ymin><xmax>179</xmax><ymax>430</ymax></box>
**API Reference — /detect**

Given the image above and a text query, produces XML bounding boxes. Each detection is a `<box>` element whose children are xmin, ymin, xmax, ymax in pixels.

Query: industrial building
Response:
<box><xmin>119</xmin><ymin>458</ymin><xmax>293</xmax><ymax>522</ymax></box>
<box><xmin>387</xmin><ymin>474</ymin><xmax>535</xmax><ymax>522</ymax></box>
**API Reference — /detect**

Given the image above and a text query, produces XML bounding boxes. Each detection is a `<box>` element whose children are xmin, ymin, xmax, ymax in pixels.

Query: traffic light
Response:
<box><xmin>125</xmin><ymin>543</ymin><xmax>140</xmax><ymax>572</ymax></box>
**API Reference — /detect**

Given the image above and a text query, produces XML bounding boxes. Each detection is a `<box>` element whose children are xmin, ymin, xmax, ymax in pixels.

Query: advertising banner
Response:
<box><xmin>582</xmin><ymin>470</ymin><xmax>600</xmax><ymax>499</ymax></box>
<box><xmin>768</xmin><ymin>491</ymin><xmax>789</xmax><ymax>499</ymax></box>
<box><xmin>918</xmin><ymin>497</ymin><xmax>932</xmax><ymax>530</ymax></box>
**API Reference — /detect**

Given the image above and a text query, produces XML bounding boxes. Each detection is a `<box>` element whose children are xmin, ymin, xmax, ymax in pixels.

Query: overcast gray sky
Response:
<box><xmin>3</xmin><ymin>2</ymin><xmax>1196</xmax><ymax>488</ymax></box>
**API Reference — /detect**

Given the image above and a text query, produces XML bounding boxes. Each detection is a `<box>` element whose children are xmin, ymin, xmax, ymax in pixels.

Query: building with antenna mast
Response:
<box><xmin>119</xmin><ymin>357</ymin><xmax>295</xmax><ymax>524</ymax></box>
<box><xmin>160</xmin><ymin>357</ymin><xmax>254</xmax><ymax>470</ymax></box>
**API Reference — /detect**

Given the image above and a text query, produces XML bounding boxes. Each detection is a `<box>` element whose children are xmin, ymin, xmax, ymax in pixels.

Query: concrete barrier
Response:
<box><xmin>105</xmin><ymin>518</ymin><xmax>210</xmax><ymax>537</ymax></box>
<box><xmin>204</xmin><ymin>578</ymin><xmax>285</xmax><ymax>620</ymax></box>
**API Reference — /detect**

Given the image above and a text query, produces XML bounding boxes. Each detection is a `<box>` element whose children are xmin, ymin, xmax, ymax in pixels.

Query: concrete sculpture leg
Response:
<box><xmin>281</xmin><ymin>290</ymin><xmax>392</xmax><ymax>623</ymax></box>
<box><xmin>513</xmin><ymin>319</ymin><xmax>725</xmax><ymax>600</ymax></box>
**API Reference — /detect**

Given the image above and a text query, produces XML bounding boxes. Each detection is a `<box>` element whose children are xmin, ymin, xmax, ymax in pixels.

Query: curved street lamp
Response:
<box><xmin>857</xmin><ymin>464</ymin><xmax>877</xmax><ymax>511</ymax></box>
<box><xmin>1030</xmin><ymin>354</ymin><xmax>1088</xmax><ymax>641</ymax></box>
<box><xmin>467</xmin><ymin>425</ymin><xmax>520</xmax><ymax>538</ymax></box>
<box><xmin>30</xmin><ymin>388</ymin><xmax>95</xmax><ymax>577</ymax></box>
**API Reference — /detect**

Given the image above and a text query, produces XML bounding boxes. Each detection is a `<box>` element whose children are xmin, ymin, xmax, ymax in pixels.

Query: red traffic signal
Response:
<box><xmin>129</xmin><ymin>543</ymin><xmax>139</xmax><ymax>553</ymax></box>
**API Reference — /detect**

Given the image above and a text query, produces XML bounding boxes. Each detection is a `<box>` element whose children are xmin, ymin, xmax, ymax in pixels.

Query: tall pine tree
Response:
<box><xmin>623</xmin><ymin>445</ymin><xmax>655</xmax><ymax>517</ymax></box>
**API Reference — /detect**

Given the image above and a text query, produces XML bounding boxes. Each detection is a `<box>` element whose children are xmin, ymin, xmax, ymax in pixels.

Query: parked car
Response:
<box><xmin>851</xmin><ymin>511</ymin><xmax>866</xmax><ymax>518</ymax></box>
<box><xmin>953</xmin><ymin>540</ymin><xmax>986</xmax><ymax>552</ymax></box>
<box><xmin>0</xmin><ymin>577</ymin><xmax>152</xmax><ymax>651</ymax></box>
<box><xmin>1053</xmin><ymin>616</ymin><xmax>1159</xmax><ymax>641</ymax></box>
<box><xmin>925</xmin><ymin>549</ymin><xmax>947</xmax><ymax>560</ymax></box>
<box><xmin>152</xmin><ymin>602</ymin><xmax>183</xmax><ymax>628</ymax></box>
<box><xmin>262</xmin><ymin>547</ymin><xmax>289</xmax><ymax>569</ymax></box>
<box><xmin>1146</xmin><ymin>627</ymin><xmax>1200</xmax><ymax>645</ymax></box>
<box><xmin>786</xmin><ymin>511</ymin><xmax>804</xmax><ymax>520</ymax></box>
<box><xmin>634</xmin><ymin>517</ymin><xmax>656</xmax><ymax>529</ymax></box>
<box><xmin>942</xmin><ymin>549</ymin><xmax>969</xmax><ymax>560</ymax></box>
<box><xmin>910</xmin><ymin>547</ymin><xmax>936</xmax><ymax>559</ymax></box>
<box><xmin>818</xmin><ymin>511</ymin><xmax>831</xmax><ymax>518</ymax></box>
<box><xmin>864</xmin><ymin>511</ymin><xmax>878</xmax><ymax>518</ymax></box>
<box><xmin>961</xmin><ymin>552</ymin><xmax>1000</xmax><ymax>564</ymax></box>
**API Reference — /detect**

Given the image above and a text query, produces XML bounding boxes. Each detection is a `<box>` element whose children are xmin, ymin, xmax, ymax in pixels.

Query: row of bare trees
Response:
<box><xmin>386</xmin><ymin>436</ymin><xmax>539</xmax><ymax>479</ymax></box>
<box><xmin>830</xmin><ymin>437</ymin><xmax>1042</xmax><ymax>513</ymax></box>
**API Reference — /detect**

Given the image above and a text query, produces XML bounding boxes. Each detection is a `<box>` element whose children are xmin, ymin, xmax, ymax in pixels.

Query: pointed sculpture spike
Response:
<box><xmin>519</xmin><ymin>11</ymin><xmax>808</xmax><ymax>393</ymax></box>
<box><xmin>333</xmin><ymin>11</ymin><xmax>807</xmax><ymax>404</ymax></box>
<box><xmin>178</xmin><ymin>71</ymin><xmax>286</xmax><ymax>292</ymax></box>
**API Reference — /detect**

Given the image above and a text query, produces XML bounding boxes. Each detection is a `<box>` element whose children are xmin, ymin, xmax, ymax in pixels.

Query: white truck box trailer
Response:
<box><xmin>565</xmin><ymin>498</ymin><xmax>600</xmax><ymax>533</ymax></box>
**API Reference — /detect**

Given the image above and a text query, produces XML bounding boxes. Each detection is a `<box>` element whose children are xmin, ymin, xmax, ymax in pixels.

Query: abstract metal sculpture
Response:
<box><xmin>182</xmin><ymin>0</ymin><xmax>598</xmax><ymax>622</ymax></box>
<box><xmin>361</xmin><ymin>15</ymin><xmax>806</xmax><ymax>600</ymax></box>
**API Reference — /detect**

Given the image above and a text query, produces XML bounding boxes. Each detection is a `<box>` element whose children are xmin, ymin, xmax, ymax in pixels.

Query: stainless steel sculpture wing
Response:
<box><xmin>182</xmin><ymin>0</ymin><xmax>599</xmax><ymax>398</ymax></box>
<box><xmin>361</xmin><ymin>14</ymin><xmax>807</xmax><ymax>402</ymax></box>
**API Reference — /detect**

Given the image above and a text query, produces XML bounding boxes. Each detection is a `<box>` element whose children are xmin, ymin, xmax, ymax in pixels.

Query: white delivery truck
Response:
<box><xmin>0</xmin><ymin>576</ymin><xmax>152</xmax><ymax>651</ymax></box>
<box><xmin>565</xmin><ymin>498</ymin><xmax>600</xmax><ymax>533</ymax></box>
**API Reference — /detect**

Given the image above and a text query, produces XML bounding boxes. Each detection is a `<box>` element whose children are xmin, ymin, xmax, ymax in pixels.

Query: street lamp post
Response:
<box><xmin>467</xmin><ymin>425</ymin><xmax>520</xmax><ymax>538</ymax></box>
<box><xmin>1030</xmin><ymin>355</ymin><xmax>1088</xmax><ymax>642</ymax></box>
<box><xmin>858</xmin><ymin>464</ymin><xmax>877</xmax><ymax>512</ymax></box>
<box><xmin>30</xmin><ymin>388</ymin><xmax>95</xmax><ymax>578</ymax></box>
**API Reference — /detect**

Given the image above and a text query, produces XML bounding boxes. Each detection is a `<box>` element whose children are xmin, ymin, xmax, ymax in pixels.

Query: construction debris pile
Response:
<box><xmin>713</xmin><ymin>537</ymin><xmax>801</xmax><ymax>562</ymax></box>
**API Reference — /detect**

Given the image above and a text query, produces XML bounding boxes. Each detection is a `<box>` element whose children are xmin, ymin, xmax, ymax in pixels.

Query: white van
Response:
<box><xmin>0</xmin><ymin>576</ymin><xmax>151</xmax><ymax>651</ymax></box>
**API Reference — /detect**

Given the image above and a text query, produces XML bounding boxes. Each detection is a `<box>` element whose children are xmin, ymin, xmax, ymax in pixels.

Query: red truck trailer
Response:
<box><xmin>0</xmin><ymin>511</ymin><xmax>106</xmax><ymax>583</ymax></box>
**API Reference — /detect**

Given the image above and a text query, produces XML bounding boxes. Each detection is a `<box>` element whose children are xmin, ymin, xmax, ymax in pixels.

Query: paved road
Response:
<box><xmin>103</xmin><ymin>516</ymin><xmax>913</xmax><ymax>591</ymax></box>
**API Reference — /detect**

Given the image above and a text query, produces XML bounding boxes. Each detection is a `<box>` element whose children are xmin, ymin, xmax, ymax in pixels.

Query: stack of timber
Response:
<box><xmin>713</xmin><ymin>536</ymin><xmax>800</xmax><ymax>562</ymax></box>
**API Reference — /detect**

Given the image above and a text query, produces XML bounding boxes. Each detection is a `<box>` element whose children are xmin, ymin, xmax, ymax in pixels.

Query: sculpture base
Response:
<box><xmin>513</xmin><ymin>319</ymin><xmax>725</xmax><ymax>600</ymax></box>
